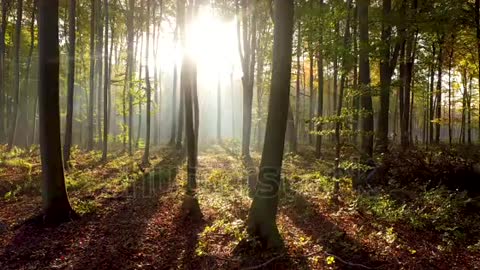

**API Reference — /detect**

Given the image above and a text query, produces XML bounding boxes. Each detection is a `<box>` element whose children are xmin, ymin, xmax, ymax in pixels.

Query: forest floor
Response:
<box><xmin>0</xmin><ymin>143</ymin><xmax>479</xmax><ymax>269</ymax></box>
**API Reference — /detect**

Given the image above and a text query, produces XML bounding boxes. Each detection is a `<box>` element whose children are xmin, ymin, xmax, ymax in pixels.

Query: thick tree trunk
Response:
<box><xmin>334</xmin><ymin>0</ymin><xmax>352</xmax><ymax>197</ymax></box>
<box><xmin>7</xmin><ymin>0</ymin><xmax>23</xmax><ymax>150</ymax></box>
<box><xmin>38</xmin><ymin>0</ymin><xmax>75</xmax><ymax>223</ymax></box>
<box><xmin>246</xmin><ymin>0</ymin><xmax>294</xmax><ymax>249</ymax></box>
<box><xmin>378</xmin><ymin>0</ymin><xmax>400</xmax><ymax>152</ymax></box>
<box><xmin>64</xmin><ymin>0</ymin><xmax>76</xmax><ymax>168</ymax></box>
<box><xmin>0</xmin><ymin>0</ymin><xmax>8</xmax><ymax>143</ymax></box>
<box><xmin>476</xmin><ymin>0</ymin><xmax>480</xmax><ymax>143</ymax></box>
<box><xmin>359</xmin><ymin>0</ymin><xmax>373</xmax><ymax>159</ymax></box>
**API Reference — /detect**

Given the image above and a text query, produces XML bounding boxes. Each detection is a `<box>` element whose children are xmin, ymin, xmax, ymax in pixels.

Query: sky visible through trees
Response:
<box><xmin>1</xmin><ymin>0</ymin><xmax>480</xmax><ymax>269</ymax></box>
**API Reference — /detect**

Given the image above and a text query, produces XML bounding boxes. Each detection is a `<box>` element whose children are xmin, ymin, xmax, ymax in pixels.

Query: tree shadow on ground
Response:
<box><xmin>281</xmin><ymin>187</ymin><xmax>391</xmax><ymax>270</ymax></box>
<box><xmin>0</xmin><ymin>149</ymin><xmax>209</xmax><ymax>270</ymax></box>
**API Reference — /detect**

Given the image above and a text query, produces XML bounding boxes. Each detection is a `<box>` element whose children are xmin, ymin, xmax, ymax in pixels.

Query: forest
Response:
<box><xmin>1</xmin><ymin>0</ymin><xmax>480</xmax><ymax>269</ymax></box>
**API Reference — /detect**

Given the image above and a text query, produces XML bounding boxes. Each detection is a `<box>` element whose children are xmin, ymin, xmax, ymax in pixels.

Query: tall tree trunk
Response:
<box><xmin>334</xmin><ymin>0</ymin><xmax>352</xmax><ymax>196</ymax></box>
<box><xmin>352</xmin><ymin>5</ymin><xmax>359</xmax><ymax>146</ymax></box>
<box><xmin>127</xmin><ymin>0</ymin><xmax>134</xmax><ymax>155</ymax></box>
<box><xmin>237</xmin><ymin>0</ymin><xmax>257</xmax><ymax>160</ymax></box>
<box><xmin>246</xmin><ymin>0</ymin><xmax>294</xmax><ymax>248</ymax></box>
<box><xmin>359</xmin><ymin>0</ymin><xmax>373</xmax><ymax>159</ymax></box>
<box><xmin>448</xmin><ymin>38</ymin><xmax>454</xmax><ymax>146</ymax></box>
<box><xmin>88</xmin><ymin>0</ymin><xmax>96</xmax><ymax>150</ymax></box>
<box><xmin>293</xmin><ymin>21</ymin><xmax>301</xmax><ymax>153</ymax></box>
<box><xmin>429</xmin><ymin>44</ymin><xmax>436</xmax><ymax>144</ymax></box>
<box><xmin>64</xmin><ymin>0</ymin><xmax>76</xmax><ymax>168</ymax></box>
<box><xmin>176</xmin><ymin>0</ymin><xmax>185</xmax><ymax>150</ymax></box>
<box><xmin>7</xmin><ymin>0</ymin><xmax>23</xmax><ymax>150</ymax></box>
<box><xmin>435</xmin><ymin>38</ymin><xmax>443</xmax><ymax>144</ymax></box>
<box><xmin>102</xmin><ymin>0</ymin><xmax>109</xmax><ymax>161</ymax></box>
<box><xmin>378</xmin><ymin>0</ymin><xmax>400</xmax><ymax>152</ymax></box>
<box><xmin>255</xmin><ymin>43</ymin><xmax>265</xmax><ymax>150</ymax></box>
<box><xmin>96</xmin><ymin>0</ymin><xmax>104</xmax><ymax>149</ymax></box>
<box><xmin>0</xmin><ymin>0</ymin><xmax>8</xmax><ymax>143</ymax></box>
<box><xmin>468</xmin><ymin>75</ymin><xmax>472</xmax><ymax>145</ymax></box>
<box><xmin>315</xmin><ymin>0</ymin><xmax>324</xmax><ymax>159</ymax></box>
<box><xmin>169</xmin><ymin>8</ymin><xmax>179</xmax><ymax>146</ymax></box>
<box><xmin>38</xmin><ymin>0</ymin><xmax>75</xmax><ymax>222</ymax></box>
<box><xmin>308</xmin><ymin>50</ymin><xmax>314</xmax><ymax>145</ymax></box>
<box><xmin>476</xmin><ymin>0</ymin><xmax>480</xmax><ymax>143</ymax></box>
<box><xmin>25</xmin><ymin>0</ymin><xmax>36</xmax><ymax>146</ymax></box>
<box><xmin>143</xmin><ymin>0</ymin><xmax>152</xmax><ymax>164</ymax></box>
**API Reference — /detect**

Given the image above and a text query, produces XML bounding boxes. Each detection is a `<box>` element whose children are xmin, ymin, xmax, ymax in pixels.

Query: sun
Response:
<box><xmin>187</xmin><ymin>6</ymin><xmax>239</xmax><ymax>79</ymax></box>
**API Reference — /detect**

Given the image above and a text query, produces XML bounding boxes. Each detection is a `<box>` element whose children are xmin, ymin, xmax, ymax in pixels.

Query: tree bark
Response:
<box><xmin>7</xmin><ymin>0</ymin><xmax>23</xmax><ymax>150</ymax></box>
<box><xmin>96</xmin><ymin>0</ymin><xmax>103</xmax><ymax>148</ymax></box>
<box><xmin>246</xmin><ymin>0</ymin><xmax>294</xmax><ymax>249</ymax></box>
<box><xmin>143</xmin><ymin>0</ymin><xmax>152</xmax><ymax>164</ymax></box>
<box><xmin>88</xmin><ymin>0</ymin><xmax>96</xmax><ymax>150</ymax></box>
<box><xmin>127</xmin><ymin>0</ymin><xmax>134</xmax><ymax>155</ymax></box>
<box><xmin>102</xmin><ymin>0</ymin><xmax>109</xmax><ymax>161</ymax></box>
<box><xmin>64</xmin><ymin>0</ymin><xmax>76</xmax><ymax>168</ymax></box>
<box><xmin>435</xmin><ymin>37</ymin><xmax>443</xmax><ymax>144</ymax></box>
<box><xmin>0</xmin><ymin>0</ymin><xmax>9</xmax><ymax>143</ymax></box>
<box><xmin>315</xmin><ymin>0</ymin><xmax>324</xmax><ymax>159</ymax></box>
<box><xmin>359</xmin><ymin>0</ymin><xmax>373</xmax><ymax>159</ymax></box>
<box><xmin>38</xmin><ymin>0</ymin><xmax>75</xmax><ymax>223</ymax></box>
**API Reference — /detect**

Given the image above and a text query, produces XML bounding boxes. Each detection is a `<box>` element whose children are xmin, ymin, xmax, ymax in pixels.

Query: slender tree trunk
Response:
<box><xmin>429</xmin><ymin>44</ymin><xmax>436</xmax><ymax>144</ymax></box>
<box><xmin>127</xmin><ymin>0</ymin><xmax>134</xmax><ymax>155</ymax></box>
<box><xmin>95</xmin><ymin>0</ymin><xmax>104</xmax><ymax>148</ymax></box>
<box><xmin>246</xmin><ymin>0</ymin><xmax>294</xmax><ymax>248</ymax></box>
<box><xmin>64</xmin><ymin>0</ymin><xmax>76</xmax><ymax>168</ymax></box>
<box><xmin>143</xmin><ymin>0</ymin><xmax>152</xmax><ymax>164</ymax></box>
<box><xmin>308</xmin><ymin>50</ymin><xmax>314</xmax><ymax>145</ymax></box>
<box><xmin>88</xmin><ymin>0</ymin><xmax>96</xmax><ymax>150</ymax></box>
<box><xmin>102</xmin><ymin>0</ymin><xmax>109</xmax><ymax>161</ymax></box>
<box><xmin>468</xmin><ymin>75</ymin><xmax>472</xmax><ymax>145</ymax></box>
<box><xmin>7</xmin><ymin>0</ymin><xmax>23</xmax><ymax>150</ymax></box>
<box><xmin>359</xmin><ymin>0</ymin><xmax>373</xmax><ymax>159</ymax></box>
<box><xmin>256</xmin><ymin>43</ymin><xmax>265</xmax><ymax>150</ymax></box>
<box><xmin>448</xmin><ymin>39</ymin><xmax>454</xmax><ymax>145</ymax></box>
<box><xmin>315</xmin><ymin>0</ymin><xmax>324</xmax><ymax>159</ymax></box>
<box><xmin>237</xmin><ymin>0</ymin><xmax>257</xmax><ymax>160</ymax></box>
<box><xmin>352</xmin><ymin>6</ymin><xmax>359</xmax><ymax>146</ymax></box>
<box><xmin>38</xmin><ymin>0</ymin><xmax>75</xmax><ymax>222</ymax></box>
<box><xmin>435</xmin><ymin>38</ymin><xmax>443</xmax><ymax>144</ymax></box>
<box><xmin>25</xmin><ymin>0</ymin><xmax>36</xmax><ymax>146</ymax></box>
<box><xmin>176</xmin><ymin>0</ymin><xmax>185</xmax><ymax>150</ymax></box>
<box><xmin>169</xmin><ymin>13</ymin><xmax>179</xmax><ymax>145</ymax></box>
<box><xmin>293</xmin><ymin>21</ymin><xmax>301</xmax><ymax>153</ymax></box>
